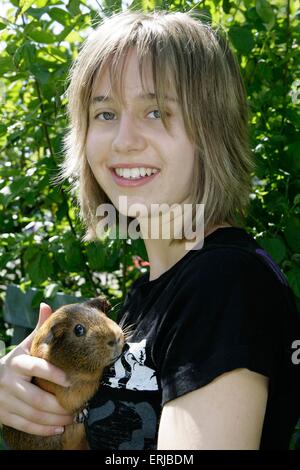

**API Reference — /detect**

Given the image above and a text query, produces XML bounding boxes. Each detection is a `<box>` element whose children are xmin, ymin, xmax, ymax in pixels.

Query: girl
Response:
<box><xmin>1</xmin><ymin>10</ymin><xmax>300</xmax><ymax>450</ymax></box>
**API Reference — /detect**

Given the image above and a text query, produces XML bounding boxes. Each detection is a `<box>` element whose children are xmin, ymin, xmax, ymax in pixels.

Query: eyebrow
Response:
<box><xmin>91</xmin><ymin>92</ymin><xmax>178</xmax><ymax>106</ymax></box>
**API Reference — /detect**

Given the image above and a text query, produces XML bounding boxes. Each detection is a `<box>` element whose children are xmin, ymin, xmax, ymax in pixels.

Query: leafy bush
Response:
<box><xmin>0</xmin><ymin>0</ymin><xmax>299</xmax><ymax>449</ymax></box>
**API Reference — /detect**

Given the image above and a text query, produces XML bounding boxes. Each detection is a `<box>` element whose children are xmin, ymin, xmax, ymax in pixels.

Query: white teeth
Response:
<box><xmin>114</xmin><ymin>167</ymin><xmax>159</xmax><ymax>179</ymax></box>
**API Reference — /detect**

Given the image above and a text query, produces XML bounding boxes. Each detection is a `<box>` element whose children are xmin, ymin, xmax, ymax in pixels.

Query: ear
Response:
<box><xmin>43</xmin><ymin>329</ymin><xmax>54</xmax><ymax>344</ymax></box>
<box><xmin>43</xmin><ymin>322</ymin><xmax>63</xmax><ymax>343</ymax></box>
<box><xmin>84</xmin><ymin>296</ymin><xmax>111</xmax><ymax>314</ymax></box>
<box><xmin>33</xmin><ymin>326</ymin><xmax>55</xmax><ymax>358</ymax></box>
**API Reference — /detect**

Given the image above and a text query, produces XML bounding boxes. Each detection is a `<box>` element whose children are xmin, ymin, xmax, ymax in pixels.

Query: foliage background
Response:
<box><xmin>0</xmin><ymin>0</ymin><xmax>299</xmax><ymax>449</ymax></box>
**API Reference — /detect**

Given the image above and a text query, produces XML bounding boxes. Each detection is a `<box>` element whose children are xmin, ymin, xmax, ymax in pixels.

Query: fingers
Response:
<box><xmin>36</xmin><ymin>303</ymin><xmax>53</xmax><ymax>330</ymax></box>
<box><xmin>13</xmin><ymin>380</ymin><xmax>71</xmax><ymax>416</ymax></box>
<box><xmin>19</xmin><ymin>302</ymin><xmax>53</xmax><ymax>353</ymax></box>
<box><xmin>11</xmin><ymin>354</ymin><xmax>70</xmax><ymax>388</ymax></box>
<box><xmin>3</xmin><ymin>394</ymin><xmax>73</xmax><ymax>427</ymax></box>
<box><xmin>4</xmin><ymin>413</ymin><xmax>67</xmax><ymax>437</ymax></box>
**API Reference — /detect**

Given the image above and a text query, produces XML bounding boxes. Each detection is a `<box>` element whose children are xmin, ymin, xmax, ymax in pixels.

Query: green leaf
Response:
<box><xmin>229</xmin><ymin>26</ymin><xmax>254</xmax><ymax>55</ymax></box>
<box><xmin>141</xmin><ymin>0</ymin><xmax>156</xmax><ymax>11</ymax></box>
<box><xmin>264</xmin><ymin>192</ymin><xmax>288</xmax><ymax>215</ymax></box>
<box><xmin>63</xmin><ymin>235</ymin><xmax>84</xmax><ymax>272</ymax></box>
<box><xmin>46</xmin><ymin>188</ymin><xmax>63</xmax><ymax>204</ymax></box>
<box><xmin>0</xmin><ymin>125</ymin><xmax>7</xmax><ymax>137</ymax></box>
<box><xmin>29</xmin><ymin>63</ymin><xmax>50</xmax><ymax>84</ymax></box>
<box><xmin>10</xmin><ymin>177</ymin><xmax>30</xmax><ymax>194</ymax></box>
<box><xmin>28</xmin><ymin>30</ymin><xmax>56</xmax><ymax>44</ymax></box>
<box><xmin>0</xmin><ymin>253</ymin><xmax>12</xmax><ymax>270</ymax></box>
<box><xmin>287</xmin><ymin>266</ymin><xmax>300</xmax><ymax>298</ymax></box>
<box><xmin>19</xmin><ymin>0</ymin><xmax>35</xmax><ymax>14</ymax></box>
<box><xmin>24</xmin><ymin>247</ymin><xmax>53</xmax><ymax>284</ymax></box>
<box><xmin>246</xmin><ymin>6</ymin><xmax>261</xmax><ymax>22</ymax></box>
<box><xmin>285</xmin><ymin>109</ymin><xmax>300</xmax><ymax>128</ymax></box>
<box><xmin>102</xmin><ymin>0</ymin><xmax>122</xmax><ymax>11</ymax></box>
<box><xmin>56</xmin><ymin>198</ymin><xmax>69</xmax><ymax>220</ymax></box>
<box><xmin>54</xmin><ymin>249</ymin><xmax>68</xmax><ymax>271</ymax></box>
<box><xmin>35</xmin><ymin>0</ymin><xmax>48</xmax><ymax>6</ymax></box>
<box><xmin>286</xmin><ymin>142</ymin><xmax>300</xmax><ymax>173</ymax></box>
<box><xmin>0</xmin><ymin>56</ymin><xmax>14</xmax><ymax>73</ymax></box>
<box><xmin>86</xmin><ymin>243</ymin><xmax>107</xmax><ymax>271</ymax></box>
<box><xmin>258</xmin><ymin>237</ymin><xmax>287</xmax><ymax>264</ymax></box>
<box><xmin>129</xmin><ymin>0</ymin><xmax>143</xmax><ymax>11</ymax></box>
<box><xmin>15</xmin><ymin>42</ymin><xmax>37</xmax><ymax>69</ymax></box>
<box><xmin>67</xmin><ymin>0</ymin><xmax>81</xmax><ymax>17</ymax></box>
<box><xmin>44</xmin><ymin>283</ymin><xmax>59</xmax><ymax>299</ymax></box>
<box><xmin>48</xmin><ymin>7</ymin><xmax>72</xmax><ymax>26</ymax></box>
<box><xmin>56</xmin><ymin>25</ymin><xmax>74</xmax><ymax>42</ymax></box>
<box><xmin>31</xmin><ymin>289</ymin><xmax>44</xmax><ymax>308</ymax></box>
<box><xmin>294</xmin><ymin>195</ymin><xmax>300</xmax><ymax>206</ymax></box>
<box><xmin>256</xmin><ymin>0</ymin><xmax>275</xmax><ymax>30</ymax></box>
<box><xmin>222</xmin><ymin>0</ymin><xmax>233</xmax><ymax>14</ymax></box>
<box><xmin>106</xmin><ymin>245</ymin><xmax>121</xmax><ymax>271</ymax></box>
<box><xmin>26</xmin><ymin>7</ymin><xmax>49</xmax><ymax>19</ymax></box>
<box><xmin>285</xmin><ymin>217</ymin><xmax>300</xmax><ymax>253</ymax></box>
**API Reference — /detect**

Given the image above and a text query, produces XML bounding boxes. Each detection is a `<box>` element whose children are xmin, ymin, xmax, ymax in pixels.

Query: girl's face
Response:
<box><xmin>86</xmin><ymin>48</ymin><xmax>196</xmax><ymax>219</ymax></box>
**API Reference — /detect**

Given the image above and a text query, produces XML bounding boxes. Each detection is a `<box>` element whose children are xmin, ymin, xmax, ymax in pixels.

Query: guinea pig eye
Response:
<box><xmin>74</xmin><ymin>324</ymin><xmax>86</xmax><ymax>337</ymax></box>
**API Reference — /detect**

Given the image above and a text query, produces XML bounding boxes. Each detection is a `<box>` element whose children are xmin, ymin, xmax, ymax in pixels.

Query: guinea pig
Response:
<box><xmin>2</xmin><ymin>296</ymin><xmax>124</xmax><ymax>450</ymax></box>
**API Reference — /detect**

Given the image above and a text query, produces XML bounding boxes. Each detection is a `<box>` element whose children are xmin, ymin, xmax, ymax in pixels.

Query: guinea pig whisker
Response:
<box><xmin>121</xmin><ymin>323</ymin><xmax>135</xmax><ymax>342</ymax></box>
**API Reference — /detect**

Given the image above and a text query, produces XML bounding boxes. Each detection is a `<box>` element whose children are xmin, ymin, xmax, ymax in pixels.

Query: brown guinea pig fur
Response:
<box><xmin>2</xmin><ymin>296</ymin><xmax>124</xmax><ymax>450</ymax></box>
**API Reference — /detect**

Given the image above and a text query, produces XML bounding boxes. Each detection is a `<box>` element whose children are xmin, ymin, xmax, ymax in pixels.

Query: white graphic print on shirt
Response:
<box><xmin>103</xmin><ymin>339</ymin><xmax>158</xmax><ymax>391</ymax></box>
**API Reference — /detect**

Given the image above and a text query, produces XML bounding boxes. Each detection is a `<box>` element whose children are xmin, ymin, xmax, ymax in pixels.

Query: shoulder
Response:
<box><xmin>170</xmin><ymin>243</ymin><xmax>296</xmax><ymax>331</ymax></box>
<box><xmin>179</xmin><ymin>243</ymin><xmax>287</xmax><ymax>295</ymax></box>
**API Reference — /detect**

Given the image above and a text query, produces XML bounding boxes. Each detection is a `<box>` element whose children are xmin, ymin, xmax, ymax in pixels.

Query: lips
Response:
<box><xmin>109</xmin><ymin>163</ymin><xmax>160</xmax><ymax>170</ymax></box>
<box><xmin>109</xmin><ymin>165</ymin><xmax>160</xmax><ymax>187</ymax></box>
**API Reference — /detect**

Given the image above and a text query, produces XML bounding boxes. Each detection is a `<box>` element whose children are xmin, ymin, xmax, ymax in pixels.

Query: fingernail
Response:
<box><xmin>54</xmin><ymin>427</ymin><xmax>64</xmax><ymax>434</ymax></box>
<box><xmin>40</xmin><ymin>302</ymin><xmax>48</xmax><ymax>308</ymax></box>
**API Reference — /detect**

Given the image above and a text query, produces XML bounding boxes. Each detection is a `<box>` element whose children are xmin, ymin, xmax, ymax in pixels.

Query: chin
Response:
<box><xmin>115</xmin><ymin>197</ymin><xmax>150</xmax><ymax>219</ymax></box>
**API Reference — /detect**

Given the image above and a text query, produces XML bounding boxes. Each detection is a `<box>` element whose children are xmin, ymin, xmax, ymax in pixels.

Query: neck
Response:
<box><xmin>141</xmin><ymin>223</ymin><xmax>231</xmax><ymax>282</ymax></box>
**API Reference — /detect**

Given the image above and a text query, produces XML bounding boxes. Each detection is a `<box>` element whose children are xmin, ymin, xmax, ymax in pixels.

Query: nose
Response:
<box><xmin>107</xmin><ymin>335</ymin><xmax>125</xmax><ymax>360</ymax></box>
<box><xmin>112</xmin><ymin>113</ymin><xmax>147</xmax><ymax>154</ymax></box>
<box><xmin>107</xmin><ymin>334</ymin><xmax>124</xmax><ymax>348</ymax></box>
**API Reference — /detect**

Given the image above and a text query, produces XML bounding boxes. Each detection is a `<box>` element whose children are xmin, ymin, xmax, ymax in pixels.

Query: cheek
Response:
<box><xmin>86</xmin><ymin>126</ymin><xmax>108</xmax><ymax>165</ymax></box>
<box><xmin>86</xmin><ymin>130</ymin><xmax>97</xmax><ymax>163</ymax></box>
<box><xmin>173</xmin><ymin>142</ymin><xmax>195</xmax><ymax>174</ymax></box>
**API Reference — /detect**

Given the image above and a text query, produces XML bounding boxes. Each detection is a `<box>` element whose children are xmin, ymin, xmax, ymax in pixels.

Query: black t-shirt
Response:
<box><xmin>85</xmin><ymin>227</ymin><xmax>300</xmax><ymax>450</ymax></box>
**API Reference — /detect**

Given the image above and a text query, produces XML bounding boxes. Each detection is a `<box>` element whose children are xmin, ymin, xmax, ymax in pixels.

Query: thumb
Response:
<box><xmin>35</xmin><ymin>302</ymin><xmax>53</xmax><ymax>330</ymax></box>
<box><xmin>14</xmin><ymin>303</ymin><xmax>53</xmax><ymax>355</ymax></box>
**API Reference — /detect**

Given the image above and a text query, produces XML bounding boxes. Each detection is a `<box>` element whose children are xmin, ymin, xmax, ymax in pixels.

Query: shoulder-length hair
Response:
<box><xmin>61</xmin><ymin>10</ymin><xmax>254</xmax><ymax>242</ymax></box>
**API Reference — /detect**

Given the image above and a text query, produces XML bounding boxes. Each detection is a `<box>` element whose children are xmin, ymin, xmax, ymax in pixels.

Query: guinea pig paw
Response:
<box><xmin>74</xmin><ymin>407</ymin><xmax>89</xmax><ymax>424</ymax></box>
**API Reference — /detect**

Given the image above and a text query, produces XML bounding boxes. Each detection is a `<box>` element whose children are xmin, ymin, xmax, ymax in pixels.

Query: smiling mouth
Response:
<box><xmin>112</xmin><ymin>167</ymin><xmax>159</xmax><ymax>179</ymax></box>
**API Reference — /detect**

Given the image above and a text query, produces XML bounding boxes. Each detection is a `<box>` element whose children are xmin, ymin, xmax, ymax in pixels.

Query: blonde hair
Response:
<box><xmin>61</xmin><ymin>10</ymin><xmax>254</xmax><ymax>242</ymax></box>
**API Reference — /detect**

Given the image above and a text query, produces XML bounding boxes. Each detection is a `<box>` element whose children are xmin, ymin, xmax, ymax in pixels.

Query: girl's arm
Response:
<box><xmin>157</xmin><ymin>368</ymin><xmax>268</xmax><ymax>450</ymax></box>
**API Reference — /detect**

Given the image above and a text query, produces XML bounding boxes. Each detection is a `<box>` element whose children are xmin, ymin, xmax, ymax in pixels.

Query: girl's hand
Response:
<box><xmin>0</xmin><ymin>303</ymin><xmax>73</xmax><ymax>436</ymax></box>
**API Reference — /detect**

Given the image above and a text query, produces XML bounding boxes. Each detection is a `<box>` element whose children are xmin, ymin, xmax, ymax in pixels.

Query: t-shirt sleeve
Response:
<box><xmin>153</xmin><ymin>248</ymin><xmax>298</xmax><ymax>406</ymax></box>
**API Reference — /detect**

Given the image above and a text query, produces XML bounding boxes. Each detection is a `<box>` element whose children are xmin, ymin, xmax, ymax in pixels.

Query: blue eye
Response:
<box><xmin>148</xmin><ymin>110</ymin><xmax>161</xmax><ymax>119</ymax></box>
<box><xmin>96</xmin><ymin>111</ymin><xmax>116</xmax><ymax>121</ymax></box>
<box><xmin>74</xmin><ymin>324</ymin><xmax>86</xmax><ymax>337</ymax></box>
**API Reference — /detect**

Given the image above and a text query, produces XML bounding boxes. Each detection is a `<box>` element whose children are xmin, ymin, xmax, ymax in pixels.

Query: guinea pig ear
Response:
<box><xmin>43</xmin><ymin>329</ymin><xmax>54</xmax><ymax>344</ymax></box>
<box><xmin>84</xmin><ymin>296</ymin><xmax>111</xmax><ymax>314</ymax></box>
<box><xmin>43</xmin><ymin>322</ymin><xmax>65</xmax><ymax>344</ymax></box>
<box><xmin>36</xmin><ymin>329</ymin><xmax>54</xmax><ymax>357</ymax></box>
<box><xmin>43</xmin><ymin>323</ymin><xmax>62</xmax><ymax>343</ymax></box>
